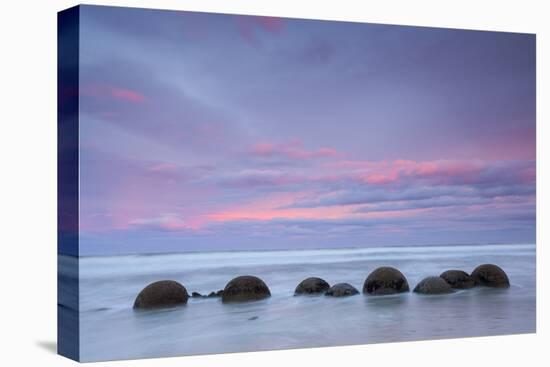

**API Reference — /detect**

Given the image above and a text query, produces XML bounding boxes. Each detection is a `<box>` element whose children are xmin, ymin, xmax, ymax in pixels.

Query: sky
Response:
<box><xmin>76</xmin><ymin>5</ymin><xmax>536</xmax><ymax>255</ymax></box>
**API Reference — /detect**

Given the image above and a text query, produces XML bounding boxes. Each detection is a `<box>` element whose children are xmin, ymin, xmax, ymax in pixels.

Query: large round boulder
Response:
<box><xmin>295</xmin><ymin>277</ymin><xmax>330</xmax><ymax>295</ymax></box>
<box><xmin>325</xmin><ymin>283</ymin><xmax>359</xmax><ymax>297</ymax></box>
<box><xmin>363</xmin><ymin>266</ymin><xmax>410</xmax><ymax>295</ymax></box>
<box><xmin>440</xmin><ymin>270</ymin><xmax>475</xmax><ymax>289</ymax></box>
<box><xmin>471</xmin><ymin>264</ymin><xmax>510</xmax><ymax>288</ymax></box>
<box><xmin>414</xmin><ymin>276</ymin><xmax>455</xmax><ymax>294</ymax></box>
<box><xmin>222</xmin><ymin>275</ymin><xmax>271</xmax><ymax>303</ymax></box>
<box><xmin>133</xmin><ymin>280</ymin><xmax>189</xmax><ymax>310</ymax></box>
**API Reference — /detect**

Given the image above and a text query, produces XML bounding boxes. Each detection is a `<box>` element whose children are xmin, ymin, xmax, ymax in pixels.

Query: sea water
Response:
<box><xmin>60</xmin><ymin>243</ymin><xmax>536</xmax><ymax>361</ymax></box>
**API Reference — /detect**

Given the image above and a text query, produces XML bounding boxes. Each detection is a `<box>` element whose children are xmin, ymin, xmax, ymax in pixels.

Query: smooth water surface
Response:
<box><xmin>60</xmin><ymin>244</ymin><xmax>535</xmax><ymax>361</ymax></box>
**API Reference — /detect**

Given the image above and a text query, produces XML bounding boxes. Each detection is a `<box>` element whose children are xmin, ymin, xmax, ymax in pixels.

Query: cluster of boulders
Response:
<box><xmin>133</xmin><ymin>264</ymin><xmax>510</xmax><ymax>310</ymax></box>
<box><xmin>133</xmin><ymin>275</ymin><xmax>271</xmax><ymax>310</ymax></box>
<box><xmin>413</xmin><ymin>264</ymin><xmax>510</xmax><ymax>295</ymax></box>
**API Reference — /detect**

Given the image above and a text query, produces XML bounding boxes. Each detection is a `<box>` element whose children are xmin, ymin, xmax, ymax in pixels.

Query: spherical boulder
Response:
<box><xmin>133</xmin><ymin>280</ymin><xmax>189</xmax><ymax>310</ymax></box>
<box><xmin>325</xmin><ymin>283</ymin><xmax>359</xmax><ymax>297</ymax></box>
<box><xmin>414</xmin><ymin>276</ymin><xmax>455</xmax><ymax>294</ymax></box>
<box><xmin>363</xmin><ymin>266</ymin><xmax>410</xmax><ymax>295</ymax></box>
<box><xmin>295</xmin><ymin>277</ymin><xmax>330</xmax><ymax>295</ymax></box>
<box><xmin>471</xmin><ymin>264</ymin><xmax>510</xmax><ymax>288</ymax></box>
<box><xmin>440</xmin><ymin>270</ymin><xmax>475</xmax><ymax>289</ymax></box>
<box><xmin>222</xmin><ymin>275</ymin><xmax>271</xmax><ymax>303</ymax></box>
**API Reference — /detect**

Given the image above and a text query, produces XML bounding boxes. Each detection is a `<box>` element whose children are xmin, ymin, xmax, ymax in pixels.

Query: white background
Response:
<box><xmin>0</xmin><ymin>0</ymin><xmax>547</xmax><ymax>365</ymax></box>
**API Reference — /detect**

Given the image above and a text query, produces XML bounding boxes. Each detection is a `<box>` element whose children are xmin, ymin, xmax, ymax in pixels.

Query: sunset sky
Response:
<box><xmin>77</xmin><ymin>5</ymin><xmax>536</xmax><ymax>255</ymax></box>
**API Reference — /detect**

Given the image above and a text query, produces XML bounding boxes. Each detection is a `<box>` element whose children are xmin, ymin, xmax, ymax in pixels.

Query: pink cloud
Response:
<box><xmin>323</xmin><ymin>159</ymin><xmax>389</xmax><ymax>170</ymax></box>
<box><xmin>520</xmin><ymin>165</ymin><xmax>536</xmax><ymax>183</ymax></box>
<box><xmin>147</xmin><ymin>163</ymin><xmax>179</xmax><ymax>173</ymax></box>
<box><xmin>207</xmin><ymin>192</ymin><xmax>354</xmax><ymax>222</ymax></box>
<box><xmin>363</xmin><ymin>172</ymin><xmax>398</xmax><ymax>185</ymax></box>
<box><xmin>81</xmin><ymin>83</ymin><xmax>145</xmax><ymax>103</ymax></box>
<box><xmin>325</xmin><ymin>159</ymin><xmax>489</xmax><ymax>186</ymax></box>
<box><xmin>469</xmin><ymin>125</ymin><xmax>536</xmax><ymax>160</ymax></box>
<box><xmin>207</xmin><ymin>201</ymin><xmax>427</xmax><ymax>224</ymax></box>
<box><xmin>218</xmin><ymin>169</ymin><xmax>304</xmax><ymax>188</ymax></box>
<box><xmin>110</xmin><ymin>87</ymin><xmax>145</xmax><ymax>103</ymax></box>
<box><xmin>250</xmin><ymin>140</ymin><xmax>343</xmax><ymax>160</ymax></box>
<box><xmin>128</xmin><ymin>214</ymin><xmax>203</xmax><ymax>231</ymax></box>
<box><xmin>255</xmin><ymin>16</ymin><xmax>284</xmax><ymax>33</ymax></box>
<box><xmin>317</xmin><ymin>147</ymin><xmax>342</xmax><ymax>157</ymax></box>
<box><xmin>204</xmin><ymin>191</ymin><xmax>428</xmax><ymax>224</ymax></box>
<box><xmin>80</xmin><ymin>145</ymin><xmax>534</xmax><ymax>235</ymax></box>
<box><xmin>386</xmin><ymin>159</ymin><xmax>485</xmax><ymax>185</ymax></box>
<box><xmin>321</xmin><ymin>158</ymin><xmax>535</xmax><ymax>193</ymax></box>
<box><xmin>235</xmin><ymin>15</ymin><xmax>285</xmax><ymax>45</ymax></box>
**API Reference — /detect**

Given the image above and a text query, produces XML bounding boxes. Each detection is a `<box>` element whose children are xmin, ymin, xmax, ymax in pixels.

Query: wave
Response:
<box><xmin>72</xmin><ymin>243</ymin><xmax>535</xmax><ymax>280</ymax></box>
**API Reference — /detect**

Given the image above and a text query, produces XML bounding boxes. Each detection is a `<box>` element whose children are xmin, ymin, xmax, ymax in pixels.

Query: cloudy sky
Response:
<box><xmin>77</xmin><ymin>5</ymin><xmax>535</xmax><ymax>255</ymax></box>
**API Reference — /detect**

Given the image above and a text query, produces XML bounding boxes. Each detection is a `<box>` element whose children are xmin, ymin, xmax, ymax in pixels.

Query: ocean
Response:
<box><xmin>59</xmin><ymin>243</ymin><xmax>536</xmax><ymax>362</ymax></box>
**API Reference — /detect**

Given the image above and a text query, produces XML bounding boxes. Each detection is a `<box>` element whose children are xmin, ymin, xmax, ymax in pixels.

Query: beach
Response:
<box><xmin>60</xmin><ymin>243</ymin><xmax>536</xmax><ymax>362</ymax></box>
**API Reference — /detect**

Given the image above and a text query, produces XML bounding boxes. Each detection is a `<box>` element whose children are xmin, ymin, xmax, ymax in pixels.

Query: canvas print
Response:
<box><xmin>58</xmin><ymin>5</ymin><xmax>536</xmax><ymax>362</ymax></box>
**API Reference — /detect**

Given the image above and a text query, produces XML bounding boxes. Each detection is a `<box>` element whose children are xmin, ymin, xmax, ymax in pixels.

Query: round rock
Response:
<box><xmin>222</xmin><ymin>275</ymin><xmax>271</xmax><ymax>303</ymax></box>
<box><xmin>440</xmin><ymin>270</ymin><xmax>475</xmax><ymax>289</ymax></box>
<box><xmin>471</xmin><ymin>264</ymin><xmax>510</xmax><ymax>288</ymax></box>
<box><xmin>414</xmin><ymin>276</ymin><xmax>455</xmax><ymax>294</ymax></box>
<box><xmin>133</xmin><ymin>280</ymin><xmax>189</xmax><ymax>310</ymax></box>
<box><xmin>363</xmin><ymin>266</ymin><xmax>410</xmax><ymax>295</ymax></box>
<box><xmin>295</xmin><ymin>277</ymin><xmax>330</xmax><ymax>295</ymax></box>
<box><xmin>325</xmin><ymin>283</ymin><xmax>359</xmax><ymax>297</ymax></box>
